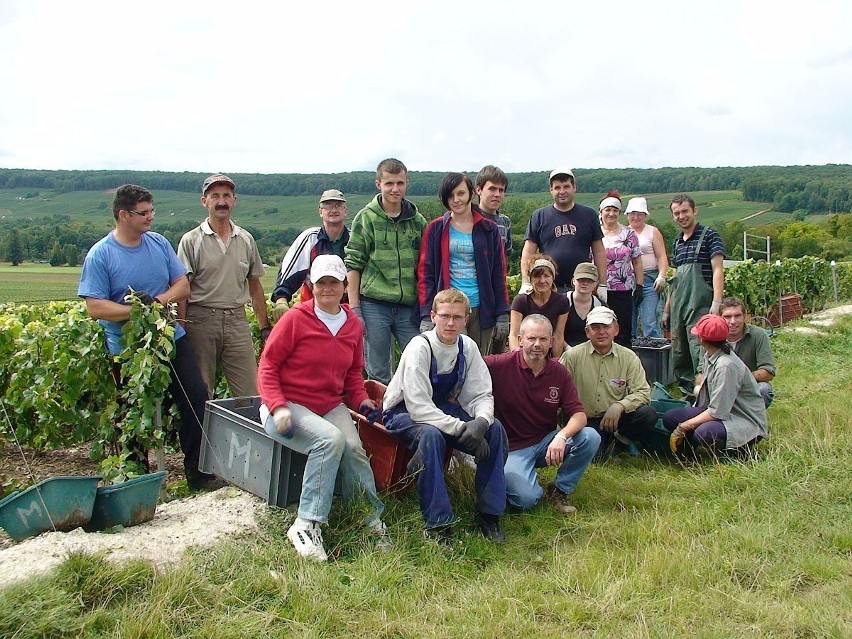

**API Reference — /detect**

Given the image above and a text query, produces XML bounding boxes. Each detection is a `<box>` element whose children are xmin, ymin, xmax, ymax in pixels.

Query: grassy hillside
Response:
<box><xmin>1</xmin><ymin>187</ymin><xmax>776</xmax><ymax>233</ymax></box>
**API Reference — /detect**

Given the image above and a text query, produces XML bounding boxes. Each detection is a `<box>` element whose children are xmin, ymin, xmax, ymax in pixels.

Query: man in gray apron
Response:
<box><xmin>661</xmin><ymin>194</ymin><xmax>726</xmax><ymax>396</ymax></box>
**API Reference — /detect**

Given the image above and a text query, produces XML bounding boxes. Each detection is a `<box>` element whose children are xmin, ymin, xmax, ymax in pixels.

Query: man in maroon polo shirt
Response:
<box><xmin>484</xmin><ymin>314</ymin><xmax>600</xmax><ymax>515</ymax></box>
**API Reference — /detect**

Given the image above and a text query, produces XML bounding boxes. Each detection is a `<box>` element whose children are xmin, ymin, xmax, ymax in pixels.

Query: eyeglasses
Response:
<box><xmin>435</xmin><ymin>313</ymin><xmax>467</xmax><ymax>323</ymax></box>
<box><xmin>127</xmin><ymin>208</ymin><xmax>155</xmax><ymax>217</ymax></box>
<box><xmin>321</xmin><ymin>202</ymin><xmax>345</xmax><ymax>210</ymax></box>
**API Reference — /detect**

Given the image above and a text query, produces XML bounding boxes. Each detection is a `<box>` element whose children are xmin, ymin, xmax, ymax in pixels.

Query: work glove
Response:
<box><xmin>632</xmin><ymin>286</ymin><xmax>644</xmax><ymax>306</ymax></box>
<box><xmin>596</xmin><ymin>285</ymin><xmax>608</xmax><ymax>304</ymax></box>
<box><xmin>259</xmin><ymin>327</ymin><xmax>272</xmax><ymax>344</ymax></box>
<box><xmin>710</xmin><ymin>299</ymin><xmax>722</xmax><ymax>315</ymax></box>
<box><xmin>271</xmin><ymin>299</ymin><xmax>289</xmax><ymax>321</ymax></box>
<box><xmin>457</xmin><ymin>417</ymin><xmax>490</xmax><ymax>462</ymax></box>
<box><xmin>125</xmin><ymin>287</ymin><xmax>156</xmax><ymax>305</ymax></box>
<box><xmin>359</xmin><ymin>399</ymin><xmax>382</xmax><ymax>425</ymax></box>
<box><xmin>272</xmin><ymin>406</ymin><xmax>293</xmax><ymax>437</ymax></box>
<box><xmin>419</xmin><ymin>318</ymin><xmax>435</xmax><ymax>333</ymax></box>
<box><xmin>653</xmin><ymin>274</ymin><xmax>667</xmax><ymax>293</ymax></box>
<box><xmin>670</xmin><ymin>425</ymin><xmax>687</xmax><ymax>455</ymax></box>
<box><xmin>493</xmin><ymin>314</ymin><xmax>510</xmax><ymax>342</ymax></box>
<box><xmin>660</xmin><ymin>311</ymin><xmax>670</xmax><ymax>331</ymax></box>
<box><xmin>472</xmin><ymin>438</ymin><xmax>490</xmax><ymax>464</ymax></box>
<box><xmin>518</xmin><ymin>282</ymin><xmax>533</xmax><ymax>296</ymax></box>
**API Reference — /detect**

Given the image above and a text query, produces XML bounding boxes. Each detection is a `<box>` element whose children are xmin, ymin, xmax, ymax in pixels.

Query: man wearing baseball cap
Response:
<box><xmin>561</xmin><ymin>306</ymin><xmax>657</xmax><ymax>456</ymax></box>
<box><xmin>177</xmin><ymin>173</ymin><xmax>271</xmax><ymax>398</ymax></box>
<box><xmin>270</xmin><ymin>188</ymin><xmax>351</xmax><ymax>320</ymax></box>
<box><xmin>663</xmin><ymin>313</ymin><xmax>767</xmax><ymax>459</ymax></box>
<box><xmin>520</xmin><ymin>168</ymin><xmax>607</xmax><ymax>297</ymax></box>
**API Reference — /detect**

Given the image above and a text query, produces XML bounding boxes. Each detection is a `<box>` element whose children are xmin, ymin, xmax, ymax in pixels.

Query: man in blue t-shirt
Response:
<box><xmin>520</xmin><ymin>168</ymin><xmax>607</xmax><ymax>295</ymax></box>
<box><xmin>78</xmin><ymin>184</ymin><xmax>225</xmax><ymax>490</ymax></box>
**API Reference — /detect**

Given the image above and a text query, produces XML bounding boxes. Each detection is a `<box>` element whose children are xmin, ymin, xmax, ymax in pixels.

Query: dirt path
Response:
<box><xmin>740</xmin><ymin>208</ymin><xmax>772</xmax><ymax>221</ymax></box>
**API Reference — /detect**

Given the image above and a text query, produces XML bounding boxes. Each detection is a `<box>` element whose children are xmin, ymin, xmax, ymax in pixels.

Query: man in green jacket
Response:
<box><xmin>345</xmin><ymin>158</ymin><xmax>427</xmax><ymax>383</ymax></box>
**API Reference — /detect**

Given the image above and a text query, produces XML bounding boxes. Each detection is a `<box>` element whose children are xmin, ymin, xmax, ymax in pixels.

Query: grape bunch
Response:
<box><xmin>632</xmin><ymin>337</ymin><xmax>671</xmax><ymax>349</ymax></box>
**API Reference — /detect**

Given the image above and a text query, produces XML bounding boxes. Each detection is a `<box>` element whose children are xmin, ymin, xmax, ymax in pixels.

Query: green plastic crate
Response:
<box><xmin>84</xmin><ymin>471</ymin><xmax>167</xmax><ymax>532</ymax></box>
<box><xmin>0</xmin><ymin>476</ymin><xmax>101</xmax><ymax>541</ymax></box>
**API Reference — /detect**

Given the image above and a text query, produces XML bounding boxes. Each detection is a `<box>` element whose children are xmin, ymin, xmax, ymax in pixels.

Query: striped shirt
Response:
<box><xmin>672</xmin><ymin>223</ymin><xmax>725</xmax><ymax>285</ymax></box>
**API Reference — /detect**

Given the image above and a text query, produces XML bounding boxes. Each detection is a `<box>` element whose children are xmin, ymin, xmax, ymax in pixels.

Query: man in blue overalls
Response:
<box><xmin>383</xmin><ymin>288</ymin><xmax>509</xmax><ymax>545</ymax></box>
<box><xmin>662</xmin><ymin>194</ymin><xmax>726</xmax><ymax>397</ymax></box>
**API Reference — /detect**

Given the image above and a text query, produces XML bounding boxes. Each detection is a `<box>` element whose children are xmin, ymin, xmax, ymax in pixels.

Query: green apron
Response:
<box><xmin>669</xmin><ymin>227</ymin><xmax>714</xmax><ymax>389</ymax></box>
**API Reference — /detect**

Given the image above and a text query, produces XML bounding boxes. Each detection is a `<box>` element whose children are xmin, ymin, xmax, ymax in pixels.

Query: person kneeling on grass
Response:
<box><xmin>257</xmin><ymin>255</ymin><xmax>387</xmax><ymax>562</ymax></box>
<box><xmin>485</xmin><ymin>314</ymin><xmax>599</xmax><ymax>515</ymax></box>
<box><xmin>383</xmin><ymin>288</ymin><xmax>509</xmax><ymax>545</ymax></box>
<box><xmin>663</xmin><ymin>314</ymin><xmax>768</xmax><ymax>460</ymax></box>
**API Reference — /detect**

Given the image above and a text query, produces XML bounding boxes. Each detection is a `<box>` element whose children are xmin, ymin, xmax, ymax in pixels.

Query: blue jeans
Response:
<box><xmin>504</xmin><ymin>427</ymin><xmax>600</xmax><ymax>510</ymax></box>
<box><xmin>633</xmin><ymin>270</ymin><xmax>662</xmax><ymax>338</ymax></box>
<box><xmin>263</xmin><ymin>402</ymin><xmax>384</xmax><ymax>525</ymax></box>
<box><xmin>360</xmin><ymin>297</ymin><xmax>419</xmax><ymax>384</ymax></box>
<box><xmin>385</xmin><ymin>403</ymin><xmax>508</xmax><ymax>528</ymax></box>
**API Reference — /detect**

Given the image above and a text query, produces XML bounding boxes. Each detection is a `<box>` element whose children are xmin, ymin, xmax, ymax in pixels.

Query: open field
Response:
<box><xmin>0</xmin><ymin>264</ymin><xmax>281</xmax><ymax>304</ymax></box>
<box><xmin>0</xmin><ymin>314</ymin><xmax>849</xmax><ymax>637</ymax></box>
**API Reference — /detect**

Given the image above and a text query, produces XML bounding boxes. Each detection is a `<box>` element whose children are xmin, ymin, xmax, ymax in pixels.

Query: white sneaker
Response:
<box><xmin>287</xmin><ymin>520</ymin><xmax>328</xmax><ymax>562</ymax></box>
<box><xmin>366</xmin><ymin>518</ymin><xmax>392</xmax><ymax>551</ymax></box>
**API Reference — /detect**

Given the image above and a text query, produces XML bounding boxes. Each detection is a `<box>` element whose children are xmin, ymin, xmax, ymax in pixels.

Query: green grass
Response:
<box><xmin>1</xmin><ymin>318</ymin><xmax>850</xmax><ymax>637</ymax></box>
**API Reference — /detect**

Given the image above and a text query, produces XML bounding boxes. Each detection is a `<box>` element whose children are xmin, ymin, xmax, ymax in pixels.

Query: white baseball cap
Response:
<box><xmin>309</xmin><ymin>255</ymin><xmax>347</xmax><ymax>283</ymax></box>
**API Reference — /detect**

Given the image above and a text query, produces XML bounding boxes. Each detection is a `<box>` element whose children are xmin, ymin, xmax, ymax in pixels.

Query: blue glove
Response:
<box><xmin>359</xmin><ymin>400</ymin><xmax>382</xmax><ymax>425</ymax></box>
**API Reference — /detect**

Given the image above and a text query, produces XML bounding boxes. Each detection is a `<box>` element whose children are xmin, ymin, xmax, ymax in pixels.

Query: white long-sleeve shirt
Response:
<box><xmin>383</xmin><ymin>330</ymin><xmax>494</xmax><ymax>436</ymax></box>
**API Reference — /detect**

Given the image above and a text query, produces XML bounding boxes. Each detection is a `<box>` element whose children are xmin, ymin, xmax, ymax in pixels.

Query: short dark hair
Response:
<box><xmin>475</xmin><ymin>165</ymin><xmax>508</xmax><ymax>190</ymax></box>
<box><xmin>670</xmin><ymin>194</ymin><xmax>696</xmax><ymax>210</ymax></box>
<box><xmin>376</xmin><ymin>158</ymin><xmax>407</xmax><ymax>179</ymax></box>
<box><xmin>438</xmin><ymin>172</ymin><xmax>474</xmax><ymax>210</ymax></box>
<box><xmin>720</xmin><ymin>297</ymin><xmax>746</xmax><ymax>314</ymax></box>
<box><xmin>113</xmin><ymin>184</ymin><xmax>153</xmax><ymax>220</ymax></box>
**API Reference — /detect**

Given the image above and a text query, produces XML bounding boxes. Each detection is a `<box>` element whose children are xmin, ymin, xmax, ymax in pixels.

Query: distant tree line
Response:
<box><xmin>1</xmin><ymin>165</ymin><xmax>849</xmax><ymax>214</ymax></box>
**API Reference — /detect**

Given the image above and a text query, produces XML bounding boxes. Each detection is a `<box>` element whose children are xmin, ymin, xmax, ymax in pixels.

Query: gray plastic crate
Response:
<box><xmin>200</xmin><ymin>396</ymin><xmax>306</xmax><ymax>507</ymax></box>
<box><xmin>635</xmin><ymin>343</ymin><xmax>674</xmax><ymax>386</ymax></box>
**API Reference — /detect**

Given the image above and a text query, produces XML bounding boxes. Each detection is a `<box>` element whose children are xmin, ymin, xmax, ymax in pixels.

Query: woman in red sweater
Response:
<box><xmin>258</xmin><ymin>255</ymin><xmax>386</xmax><ymax>562</ymax></box>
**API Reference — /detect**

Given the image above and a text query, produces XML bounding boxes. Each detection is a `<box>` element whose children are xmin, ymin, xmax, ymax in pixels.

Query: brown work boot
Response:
<box><xmin>544</xmin><ymin>483</ymin><xmax>578</xmax><ymax>515</ymax></box>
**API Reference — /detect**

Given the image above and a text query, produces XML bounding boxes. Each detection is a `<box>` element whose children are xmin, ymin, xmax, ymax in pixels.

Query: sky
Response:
<box><xmin>1</xmin><ymin>0</ymin><xmax>850</xmax><ymax>174</ymax></box>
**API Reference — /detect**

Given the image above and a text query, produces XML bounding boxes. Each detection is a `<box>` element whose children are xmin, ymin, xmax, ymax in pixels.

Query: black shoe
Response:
<box><xmin>186</xmin><ymin>471</ymin><xmax>227</xmax><ymax>491</ymax></box>
<box><xmin>477</xmin><ymin>513</ymin><xmax>506</xmax><ymax>543</ymax></box>
<box><xmin>423</xmin><ymin>525</ymin><xmax>453</xmax><ymax>547</ymax></box>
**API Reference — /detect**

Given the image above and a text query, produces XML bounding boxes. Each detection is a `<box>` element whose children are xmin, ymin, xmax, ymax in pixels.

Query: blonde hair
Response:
<box><xmin>433</xmin><ymin>288</ymin><xmax>470</xmax><ymax>313</ymax></box>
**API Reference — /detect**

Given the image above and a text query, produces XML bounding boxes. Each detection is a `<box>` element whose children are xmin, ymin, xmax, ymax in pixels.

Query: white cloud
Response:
<box><xmin>0</xmin><ymin>0</ymin><xmax>850</xmax><ymax>173</ymax></box>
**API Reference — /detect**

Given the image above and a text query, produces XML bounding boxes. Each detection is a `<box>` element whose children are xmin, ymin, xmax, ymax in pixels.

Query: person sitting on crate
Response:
<box><xmin>485</xmin><ymin>314</ymin><xmax>599</xmax><ymax>515</ymax></box>
<box><xmin>257</xmin><ymin>255</ymin><xmax>388</xmax><ymax>562</ymax></box>
<box><xmin>663</xmin><ymin>314</ymin><xmax>768</xmax><ymax>460</ymax></box>
<box><xmin>383</xmin><ymin>288</ymin><xmax>509</xmax><ymax>545</ymax></box>
<box><xmin>693</xmin><ymin>297</ymin><xmax>777</xmax><ymax>407</ymax></box>
<box><xmin>561</xmin><ymin>307</ymin><xmax>657</xmax><ymax>457</ymax></box>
